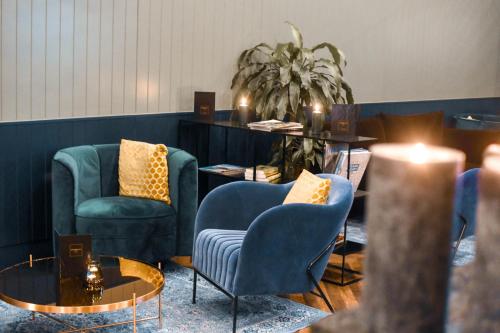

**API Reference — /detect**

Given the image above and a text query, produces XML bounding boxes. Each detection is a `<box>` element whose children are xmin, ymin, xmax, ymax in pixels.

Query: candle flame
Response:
<box><xmin>411</xmin><ymin>143</ymin><xmax>428</xmax><ymax>164</ymax></box>
<box><xmin>240</xmin><ymin>96</ymin><xmax>248</xmax><ymax>107</ymax></box>
<box><xmin>313</xmin><ymin>103</ymin><xmax>322</xmax><ymax>113</ymax></box>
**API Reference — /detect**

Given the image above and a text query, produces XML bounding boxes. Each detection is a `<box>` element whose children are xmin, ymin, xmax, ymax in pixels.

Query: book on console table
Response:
<box><xmin>247</xmin><ymin>120</ymin><xmax>303</xmax><ymax>132</ymax></box>
<box><xmin>199</xmin><ymin>164</ymin><xmax>245</xmax><ymax>177</ymax></box>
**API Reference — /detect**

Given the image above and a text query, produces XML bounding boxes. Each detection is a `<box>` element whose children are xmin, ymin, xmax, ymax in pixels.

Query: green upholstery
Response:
<box><xmin>52</xmin><ymin>144</ymin><xmax>198</xmax><ymax>262</ymax></box>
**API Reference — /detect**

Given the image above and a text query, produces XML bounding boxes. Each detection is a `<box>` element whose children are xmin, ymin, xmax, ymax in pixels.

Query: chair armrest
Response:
<box><xmin>167</xmin><ymin>148</ymin><xmax>198</xmax><ymax>255</ymax></box>
<box><xmin>194</xmin><ymin>181</ymin><xmax>293</xmax><ymax>242</ymax></box>
<box><xmin>52</xmin><ymin>146</ymin><xmax>102</xmax><ymax>252</ymax></box>
<box><xmin>233</xmin><ymin>183</ymin><xmax>353</xmax><ymax>296</ymax></box>
<box><xmin>51</xmin><ymin>160</ymin><xmax>77</xmax><ymax>236</ymax></box>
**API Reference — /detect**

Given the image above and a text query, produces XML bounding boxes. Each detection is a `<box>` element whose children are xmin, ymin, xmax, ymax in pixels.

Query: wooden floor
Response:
<box><xmin>172</xmin><ymin>251</ymin><xmax>364</xmax><ymax>332</ymax></box>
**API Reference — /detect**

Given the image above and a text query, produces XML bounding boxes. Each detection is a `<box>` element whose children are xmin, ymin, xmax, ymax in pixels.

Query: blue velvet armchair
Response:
<box><xmin>52</xmin><ymin>144</ymin><xmax>198</xmax><ymax>263</ymax></box>
<box><xmin>452</xmin><ymin>168</ymin><xmax>479</xmax><ymax>256</ymax></box>
<box><xmin>192</xmin><ymin>174</ymin><xmax>354</xmax><ymax>332</ymax></box>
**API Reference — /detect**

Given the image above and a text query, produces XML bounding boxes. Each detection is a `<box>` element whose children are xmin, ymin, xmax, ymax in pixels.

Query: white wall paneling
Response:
<box><xmin>0</xmin><ymin>0</ymin><xmax>498</xmax><ymax>121</ymax></box>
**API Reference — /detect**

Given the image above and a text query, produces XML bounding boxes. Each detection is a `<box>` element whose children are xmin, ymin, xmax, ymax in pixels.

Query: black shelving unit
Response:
<box><xmin>178</xmin><ymin>118</ymin><xmax>377</xmax><ymax>286</ymax></box>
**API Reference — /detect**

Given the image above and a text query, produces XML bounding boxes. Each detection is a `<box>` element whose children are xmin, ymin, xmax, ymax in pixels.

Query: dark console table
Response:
<box><xmin>178</xmin><ymin>118</ymin><xmax>377</xmax><ymax>286</ymax></box>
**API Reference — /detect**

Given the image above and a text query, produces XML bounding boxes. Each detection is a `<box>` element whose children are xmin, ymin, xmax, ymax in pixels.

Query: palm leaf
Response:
<box><xmin>312</xmin><ymin>42</ymin><xmax>346</xmax><ymax>67</ymax></box>
<box><xmin>286</xmin><ymin>21</ymin><xmax>303</xmax><ymax>48</ymax></box>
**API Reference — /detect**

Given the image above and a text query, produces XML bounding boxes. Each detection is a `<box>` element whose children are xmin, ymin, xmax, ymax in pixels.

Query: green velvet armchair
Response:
<box><xmin>51</xmin><ymin>144</ymin><xmax>198</xmax><ymax>263</ymax></box>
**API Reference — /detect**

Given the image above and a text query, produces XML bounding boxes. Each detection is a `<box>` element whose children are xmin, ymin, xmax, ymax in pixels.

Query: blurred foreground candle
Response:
<box><xmin>312</xmin><ymin>103</ymin><xmax>323</xmax><ymax>133</ymax></box>
<box><xmin>361</xmin><ymin>143</ymin><xmax>465</xmax><ymax>332</ymax></box>
<box><xmin>463</xmin><ymin>146</ymin><xmax>500</xmax><ymax>333</ymax></box>
<box><xmin>238</xmin><ymin>97</ymin><xmax>249</xmax><ymax>125</ymax></box>
<box><xmin>483</xmin><ymin>143</ymin><xmax>500</xmax><ymax>157</ymax></box>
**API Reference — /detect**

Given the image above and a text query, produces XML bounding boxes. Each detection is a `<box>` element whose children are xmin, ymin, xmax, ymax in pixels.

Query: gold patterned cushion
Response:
<box><xmin>283</xmin><ymin>169</ymin><xmax>331</xmax><ymax>205</ymax></box>
<box><xmin>118</xmin><ymin>139</ymin><xmax>170</xmax><ymax>204</ymax></box>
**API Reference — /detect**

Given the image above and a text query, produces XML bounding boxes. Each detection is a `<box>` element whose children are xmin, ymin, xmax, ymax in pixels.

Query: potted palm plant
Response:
<box><xmin>231</xmin><ymin>22</ymin><xmax>354</xmax><ymax>179</ymax></box>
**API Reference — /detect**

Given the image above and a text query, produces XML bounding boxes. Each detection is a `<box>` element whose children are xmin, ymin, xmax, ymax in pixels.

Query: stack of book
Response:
<box><xmin>247</xmin><ymin>120</ymin><xmax>303</xmax><ymax>132</ymax></box>
<box><xmin>245</xmin><ymin>165</ymin><xmax>281</xmax><ymax>183</ymax></box>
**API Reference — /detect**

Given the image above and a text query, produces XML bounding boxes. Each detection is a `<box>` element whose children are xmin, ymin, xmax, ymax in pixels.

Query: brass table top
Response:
<box><xmin>0</xmin><ymin>256</ymin><xmax>164</xmax><ymax>314</ymax></box>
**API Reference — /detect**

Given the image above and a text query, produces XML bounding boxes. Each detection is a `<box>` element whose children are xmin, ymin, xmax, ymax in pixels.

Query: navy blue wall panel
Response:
<box><xmin>0</xmin><ymin>112</ymin><xmax>193</xmax><ymax>268</ymax></box>
<box><xmin>0</xmin><ymin>97</ymin><xmax>499</xmax><ymax>268</ymax></box>
<box><xmin>361</xmin><ymin>97</ymin><xmax>500</xmax><ymax>124</ymax></box>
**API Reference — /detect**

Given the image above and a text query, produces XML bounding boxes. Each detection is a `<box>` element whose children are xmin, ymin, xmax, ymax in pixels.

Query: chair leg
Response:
<box><xmin>306</xmin><ymin>241</ymin><xmax>336</xmax><ymax>313</ymax></box>
<box><xmin>192</xmin><ymin>270</ymin><xmax>197</xmax><ymax>304</ymax></box>
<box><xmin>452</xmin><ymin>217</ymin><xmax>467</xmax><ymax>259</ymax></box>
<box><xmin>232</xmin><ymin>296</ymin><xmax>238</xmax><ymax>333</ymax></box>
<box><xmin>309</xmin><ymin>271</ymin><xmax>335</xmax><ymax>313</ymax></box>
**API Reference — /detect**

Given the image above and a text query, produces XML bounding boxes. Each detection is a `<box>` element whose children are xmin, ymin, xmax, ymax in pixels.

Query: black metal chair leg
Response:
<box><xmin>232</xmin><ymin>296</ymin><xmax>238</xmax><ymax>333</ymax></box>
<box><xmin>192</xmin><ymin>270</ymin><xmax>197</xmax><ymax>304</ymax></box>
<box><xmin>452</xmin><ymin>216</ymin><xmax>467</xmax><ymax>259</ymax></box>
<box><xmin>309</xmin><ymin>272</ymin><xmax>335</xmax><ymax>313</ymax></box>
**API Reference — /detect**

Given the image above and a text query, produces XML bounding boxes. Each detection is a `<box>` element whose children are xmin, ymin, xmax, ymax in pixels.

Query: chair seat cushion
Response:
<box><xmin>75</xmin><ymin>196</ymin><xmax>177</xmax><ymax>261</ymax></box>
<box><xmin>193</xmin><ymin>229</ymin><xmax>246</xmax><ymax>292</ymax></box>
<box><xmin>76</xmin><ymin>196</ymin><xmax>175</xmax><ymax>219</ymax></box>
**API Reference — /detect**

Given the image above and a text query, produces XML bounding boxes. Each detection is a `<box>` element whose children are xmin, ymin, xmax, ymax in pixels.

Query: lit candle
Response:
<box><xmin>312</xmin><ymin>103</ymin><xmax>323</xmax><ymax>133</ymax></box>
<box><xmin>359</xmin><ymin>143</ymin><xmax>465</xmax><ymax>332</ymax></box>
<box><xmin>484</xmin><ymin>143</ymin><xmax>500</xmax><ymax>157</ymax></box>
<box><xmin>462</xmin><ymin>146</ymin><xmax>500</xmax><ymax>332</ymax></box>
<box><xmin>238</xmin><ymin>96</ymin><xmax>249</xmax><ymax>125</ymax></box>
<box><xmin>85</xmin><ymin>260</ymin><xmax>104</xmax><ymax>291</ymax></box>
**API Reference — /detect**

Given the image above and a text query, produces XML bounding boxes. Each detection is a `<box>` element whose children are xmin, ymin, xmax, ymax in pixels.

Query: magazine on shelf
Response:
<box><xmin>323</xmin><ymin>143</ymin><xmax>349</xmax><ymax>173</ymax></box>
<box><xmin>324</xmin><ymin>145</ymin><xmax>371</xmax><ymax>192</ymax></box>
<box><xmin>247</xmin><ymin>120</ymin><xmax>303</xmax><ymax>132</ymax></box>
<box><xmin>199</xmin><ymin>164</ymin><xmax>245</xmax><ymax>177</ymax></box>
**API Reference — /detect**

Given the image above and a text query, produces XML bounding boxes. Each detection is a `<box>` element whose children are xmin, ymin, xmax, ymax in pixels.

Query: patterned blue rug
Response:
<box><xmin>0</xmin><ymin>263</ymin><xmax>327</xmax><ymax>333</ymax></box>
<box><xmin>0</xmin><ymin>224</ymin><xmax>475</xmax><ymax>333</ymax></box>
<box><xmin>346</xmin><ymin>221</ymin><xmax>475</xmax><ymax>266</ymax></box>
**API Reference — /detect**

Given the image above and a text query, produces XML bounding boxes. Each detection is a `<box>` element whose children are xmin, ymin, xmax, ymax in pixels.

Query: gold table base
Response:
<box><xmin>34</xmin><ymin>292</ymin><xmax>162</xmax><ymax>333</ymax></box>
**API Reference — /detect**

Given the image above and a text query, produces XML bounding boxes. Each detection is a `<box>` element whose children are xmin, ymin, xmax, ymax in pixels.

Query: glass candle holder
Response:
<box><xmin>311</xmin><ymin>104</ymin><xmax>323</xmax><ymax>133</ymax></box>
<box><xmin>85</xmin><ymin>259</ymin><xmax>103</xmax><ymax>292</ymax></box>
<box><xmin>238</xmin><ymin>97</ymin><xmax>249</xmax><ymax>126</ymax></box>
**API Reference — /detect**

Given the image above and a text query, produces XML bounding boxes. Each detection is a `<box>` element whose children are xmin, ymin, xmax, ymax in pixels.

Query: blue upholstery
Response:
<box><xmin>192</xmin><ymin>174</ymin><xmax>354</xmax><ymax>297</ymax></box>
<box><xmin>52</xmin><ymin>144</ymin><xmax>198</xmax><ymax>262</ymax></box>
<box><xmin>452</xmin><ymin>168</ymin><xmax>479</xmax><ymax>240</ymax></box>
<box><xmin>194</xmin><ymin>229</ymin><xmax>246</xmax><ymax>292</ymax></box>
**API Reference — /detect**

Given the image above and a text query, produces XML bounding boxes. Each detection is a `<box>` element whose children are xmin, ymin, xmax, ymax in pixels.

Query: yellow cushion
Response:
<box><xmin>118</xmin><ymin>139</ymin><xmax>170</xmax><ymax>204</ymax></box>
<box><xmin>283</xmin><ymin>169</ymin><xmax>331</xmax><ymax>205</ymax></box>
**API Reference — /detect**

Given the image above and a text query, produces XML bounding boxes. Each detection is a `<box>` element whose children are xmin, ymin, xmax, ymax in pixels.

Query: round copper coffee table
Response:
<box><xmin>0</xmin><ymin>255</ymin><xmax>164</xmax><ymax>332</ymax></box>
